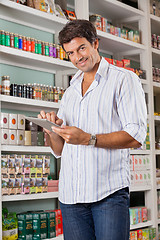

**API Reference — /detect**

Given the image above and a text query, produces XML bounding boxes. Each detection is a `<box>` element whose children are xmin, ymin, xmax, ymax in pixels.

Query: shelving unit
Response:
<box><xmin>0</xmin><ymin>0</ymin><xmax>160</xmax><ymax>238</ymax></box>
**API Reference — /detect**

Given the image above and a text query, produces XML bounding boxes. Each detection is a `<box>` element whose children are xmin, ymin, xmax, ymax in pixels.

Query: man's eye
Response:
<box><xmin>68</xmin><ymin>52</ymin><xmax>73</xmax><ymax>56</ymax></box>
<box><xmin>80</xmin><ymin>46</ymin><xmax>85</xmax><ymax>50</ymax></box>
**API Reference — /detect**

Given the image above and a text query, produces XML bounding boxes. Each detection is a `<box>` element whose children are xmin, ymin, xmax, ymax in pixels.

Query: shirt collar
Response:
<box><xmin>70</xmin><ymin>57</ymin><xmax>110</xmax><ymax>87</ymax></box>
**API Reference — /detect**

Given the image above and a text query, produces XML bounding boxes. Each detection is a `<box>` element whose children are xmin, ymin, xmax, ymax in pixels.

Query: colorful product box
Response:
<box><xmin>1</xmin><ymin>154</ymin><xmax>8</xmax><ymax>174</ymax></box>
<box><xmin>105</xmin><ymin>57</ymin><xmax>113</xmax><ymax>64</ymax></box>
<box><xmin>43</xmin><ymin>155</ymin><xmax>50</xmax><ymax>174</ymax></box>
<box><xmin>17</xmin><ymin>212</ymin><xmax>33</xmax><ymax>238</ymax></box>
<box><xmin>2</xmin><ymin>174</ymin><xmax>9</xmax><ymax>195</ymax></box>
<box><xmin>32</xmin><ymin>212</ymin><xmax>47</xmax><ymax>239</ymax></box>
<box><xmin>1</xmin><ymin>128</ymin><xmax>9</xmax><ymax>144</ymax></box>
<box><xmin>30</xmin><ymin>155</ymin><xmax>37</xmax><ymax>178</ymax></box>
<box><xmin>130</xmin><ymin>231</ymin><xmax>137</xmax><ymax>240</ymax></box>
<box><xmin>22</xmin><ymin>177</ymin><xmax>30</xmax><ymax>194</ymax></box>
<box><xmin>9</xmin><ymin>113</ymin><xmax>18</xmax><ymax>129</ymax></box>
<box><xmin>42</xmin><ymin>177</ymin><xmax>48</xmax><ymax>193</ymax></box>
<box><xmin>36</xmin><ymin>178</ymin><xmax>42</xmax><ymax>193</ymax></box>
<box><xmin>15</xmin><ymin>155</ymin><xmax>23</xmax><ymax>174</ymax></box>
<box><xmin>141</xmin><ymin>207</ymin><xmax>147</xmax><ymax>222</ymax></box>
<box><xmin>142</xmin><ymin>228</ymin><xmax>149</xmax><ymax>239</ymax></box>
<box><xmin>45</xmin><ymin>211</ymin><xmax>56</xmax><ymax>238</ymax></box>
<box><xmin>137</xmin><ymin>229</ymin><xmax>142</xmax><ymax>239</ymax></box>
<box><xmin>23</xmin><ymin>155</ymin><xmax>30</xmax><ymax>176</ymax></box>
<box><xmin>8</xmin><ymin>155</ymin><xmax>15</xmax><ymax>174</ymax></box>
<box><xmin>9</xmin><ymin>129</ymin><xmax>17</xmax><ymax>145</ymax></box>
<box><xmin>15</xmin><ymin>175</ymin><xmax>22</xmax><ymax>194</ymax></box>
<box><xmin>8</xmin><ymin>176</ymin><xmax>16</xmax><ymax>195</ymax></box>
<box><xmin>30</xmin><ymin>178</ymin><xmax>36</xmax><ymax>194</ymax></box>
<box><xmin>122</xmin><ymin>59</ymin><xmax>130</xmax><ymax>68</ymax></box>
<box><xmin>36</xmin><ymin>155</ymin><xmax>43</xmax><ymax>178</ymax></box>
<box><xmin>57</xmin><ymin>209</ymin><xmax>63</xmax><ymax>235</ymax></box>
<box><xmin>1</xmin><ymin>113</ymin><xmax>9</xmax><ymax>128</ymax></box>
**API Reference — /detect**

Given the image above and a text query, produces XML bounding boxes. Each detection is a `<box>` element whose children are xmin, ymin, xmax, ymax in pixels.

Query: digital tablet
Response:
<box><xmin>25</xmin><ymin>116</ymin><xmax>61</xmax><ymax>132</ymax></box>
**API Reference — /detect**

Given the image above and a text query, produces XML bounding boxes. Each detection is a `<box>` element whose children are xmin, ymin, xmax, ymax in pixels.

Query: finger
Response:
<box><xmin>56</xmin><ymin>119</ymin><xmax>63</xmax><ymax>126</ymax></box>
<box><xmin>37</xmin><ymin>114</ymin><xmax>42</xmax><ymax>119</ymax></box>
<box><xmin>40</xmin><ymin>110</ymin><xmax>46</xmax><ymax>119</ymax></box>
<box><xmin>46</xmin><ymin>112</ymin><xmax>52</xmax><ymax>121</ymax></box>
<box><xmin>50</xmin><ymin>112</ymin><xmax>57</xmax><ymax>123</ymax></box>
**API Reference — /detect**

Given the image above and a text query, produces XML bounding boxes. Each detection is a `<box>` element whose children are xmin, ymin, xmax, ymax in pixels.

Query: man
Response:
<box><xmin>38</xmin><ymin>20</ymin><xmax>147</xmax><ymax>240</ymax></box>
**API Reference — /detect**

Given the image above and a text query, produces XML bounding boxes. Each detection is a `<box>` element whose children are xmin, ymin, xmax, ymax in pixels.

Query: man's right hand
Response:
<box><xmin>38</xmin><ymin>110</ymin><xmax>63</xmax><ymax>135</ymax></box>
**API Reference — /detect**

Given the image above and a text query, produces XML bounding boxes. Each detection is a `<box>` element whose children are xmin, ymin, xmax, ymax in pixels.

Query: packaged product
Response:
<box><xmin>89</xmin><ymin>14</ymin><xmax>102</xmax><ymax>31</ymax></box>
<box><xmin>2</xmin><ymin>210</ymin><xmax>18</xmax><ymax>240</ymax></box>
<box><xmin>27</xmin><ymin>0</ymin><xmax>34</xmax><ymax>7</ymax></box>
<box><xmin>33</xmin><ymin>0</ymin><xmax>40</xmax><ymax>10</ymax></box>
<box><xmin>55</xmin><ymin>4</ymin><xmax>66</xmax><ymax>18</ymax></box>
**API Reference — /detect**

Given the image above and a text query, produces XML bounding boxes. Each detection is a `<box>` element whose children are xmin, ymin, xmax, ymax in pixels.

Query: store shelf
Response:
<box><xmin>154</xmin><ymin>116</ymin><xmax>160</xmax><ymax>121</ymax></box>
<box><xmin>1</xmin><ymin>145</ymin><xmax>51</xmax><ymax>153</ymax></box>
<box><xmin>89</xmin><ymin>0</ymin><xmax>144</xmax><ymax>21</ymax></box>
<box><xmin>130</xmin><ymin>150</ymin><xmax>151</xmax><ymax>155</ymax></box>
<box><xmin>130</xmin><ymin>186</ymin><xmax>152</xmax><ymax>192</ymax></box>
<box><xmin>0</xmin><ymin>46</ymin><xmax>75</xmax><ymax>74</ymax></box>
<box><xmin>130</xmin><ymin>221</ymin><xmax>153</xmax><ymax>230</ymax></box>
<box><xmin>0</xmin><ymin>95</ymin><xmax>60</xmax><ymax>112</ymax></box>
<box><xmin>152</xmin><ymin>48</ymin><xmax>160</xmax><ymax>66</ymax></box>
<box><xmin>155</xmin><ymin>150</ymin><xmax>160</xmax><ymax>155</ymax></box>
<box><xmin>0</xmin><ymin>0</ymin><xmax>67</xmax><ymax>34</ymax></box>
<box><xmin>150</xmin><ymin>14</ymin><xmax>160</xmax><ymax>35</ymax></box>
<box><xmin>98</xmin><ymin>30</ymin><xmax>146</xmax><ymax>55</ymax></box>
<box><xmin>2</xmin><ymin>192</ymin><xmax>59</xmax><ymax>202</ymax></box>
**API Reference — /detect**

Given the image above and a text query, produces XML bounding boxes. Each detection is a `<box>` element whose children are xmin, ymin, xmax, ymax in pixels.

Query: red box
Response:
<box><xmin>48</xmin><ymin>186</ymin><xmax>58</xmax><ymax>192</ymax></box>
<box><xmin>105</xmin><ymin>57</ymin><xmax>113</xmax><ymax>64</ymax></box>
<box><xmin>141</xmin><ymin>207</ymin><xmax>147</xmax><ymax>222</ymax></box>
<box><xmin>101</xmin><ymin>17</ymin><xmax>106</xmax><ymax>32</ymax></box>
<box><xmin>48</xmin><ymin>180</ymin><xmax>59</xmax><ymax>187</ymax></box>
<box><xmin>116</xmin><ymin>60</ymin><xmax>123</xmax><ymax>67</ymax></box>
<box><xmin>122</xmin><ymin>59</ymin><xmax>130</xmax><ymax>68</ymax></box>
<box><xmin>137</xmin><ymin>229</ymin><xmax>142</xmax><ymax>239</ymax></box>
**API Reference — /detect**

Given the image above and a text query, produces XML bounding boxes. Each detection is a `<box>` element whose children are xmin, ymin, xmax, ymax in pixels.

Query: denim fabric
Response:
<box><xmin>60</xmin><ymin>187</ymin><xmax>130</xmax><ymax>240</ymax></box>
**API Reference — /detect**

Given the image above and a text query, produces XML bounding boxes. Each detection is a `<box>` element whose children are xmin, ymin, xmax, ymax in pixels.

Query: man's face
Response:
<box><xmin>63</xmin><ymin>37</ymin><xmax>99</xmax><ymax>72</ymax></box>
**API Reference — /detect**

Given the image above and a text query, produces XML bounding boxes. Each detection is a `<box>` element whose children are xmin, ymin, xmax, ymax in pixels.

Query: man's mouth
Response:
<box><xmin>77</xmin><ymin>58</ymin><xmax>88</xmax><ymax>66</ymax></box>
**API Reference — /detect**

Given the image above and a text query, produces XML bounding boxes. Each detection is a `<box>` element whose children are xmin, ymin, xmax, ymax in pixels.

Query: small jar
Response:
<box><xmin>31</xmin><ymin>38</ymin><xmax>35</xmax><ymax>53</ymax></box>
<box><xmin>38</xmin><ymin>40</ymin><xmax>42</xmax><ymax>54</ymax></box>
<box><xmin>53</xmin><ymin>44</ymin><xmax>57</xmax><ymax>58</ymax></box>
<box><xmin>56</xmin><ymin>44</ymin><xmax>60</xmax><ymax>59</ymax></box>
<box><xmin>17</xmin><ymin>85</ymin><xmax>22</xmax><ymax>97</ymax></box>
<box><xmin>26</xmin><ymin>37</ymin><xmax>31</xmax><ymax>52</ymax></box>
<box><xmin>45</xmin><ymin>42</ymin><xmax>49</xmax><ymax>56</ymax></box>
<box><xmin>42</xmin><ymin>41</ymin><xmax>45</xmax><ymax>55</ymax></box>
<box><xmin>35</xmin><ymin>39</ymin><xmax>38</xmax><ymax>54</ymax></box>
<box><xmin>157</xmin><ymin>35</ymin><xmax>160</xmax><ymax>50</ymax></box>
<box><xmin>1</xmin><ymin>76</ymin><xmax>10</xmax><ymax>95</ymax></box>
<box><xmin>1</xmin><ymin>30</ymin><xmax>5</xmax><ymax>45</ymax></box>
<box><xmin>49</xmin><ymin>43</ymin><xmax>53</xmax><ymax>57</ymax></box>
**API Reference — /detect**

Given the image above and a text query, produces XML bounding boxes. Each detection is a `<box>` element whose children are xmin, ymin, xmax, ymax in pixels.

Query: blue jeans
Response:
<box><xmin>60</xmin><ymin>187</ymin><xmax>130</xmax><ymax>240</ymax></box>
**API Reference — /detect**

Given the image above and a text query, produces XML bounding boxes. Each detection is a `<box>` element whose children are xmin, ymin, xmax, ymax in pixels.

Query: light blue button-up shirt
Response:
<box><xmin>54</xmin><ymin>57</ymin><xmax>147</xmax><ymax>204</ymax></box>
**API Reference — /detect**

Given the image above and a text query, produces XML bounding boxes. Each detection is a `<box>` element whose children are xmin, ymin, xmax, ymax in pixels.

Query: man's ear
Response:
<box><xmin>93</xmin><ymin>39</ymin><xmax>99</xmax><ymax>50</ymax></box>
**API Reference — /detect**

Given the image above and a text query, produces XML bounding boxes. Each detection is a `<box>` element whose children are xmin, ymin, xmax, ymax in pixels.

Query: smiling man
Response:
<box><xmin>38</xmin><ymin>20</ymin><xmax>147</xmax><ymax>240</ymax></box>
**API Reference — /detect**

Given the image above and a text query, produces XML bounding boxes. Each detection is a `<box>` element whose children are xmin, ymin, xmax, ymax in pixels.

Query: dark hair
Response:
<box><xmin>58</xmin><ymin>19</ymin><xmax>98</xmax><ymax>48</ymax></box>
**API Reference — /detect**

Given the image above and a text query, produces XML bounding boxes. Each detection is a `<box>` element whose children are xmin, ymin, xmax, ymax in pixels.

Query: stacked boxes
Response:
<box><xmin>1</xmin><ymin>154</ymin><xmax>50</xmax><ymax>195</ymax></box>
<box><xmin>89</xmin><ymin>14</ymin><xmax>140</xmax><ymax>43</ymax></box>
<box><xmin>17</xmin><ymin>209</ymin><xmax>62</xmax><ymax>239</ymax></box>
<box><xmin>1</xmin><ymin>113</ymin><xmax>25</xmax><ymax>145</ymax></box>
<box><xmin>130</xmin><ymin>227</ymin><xmax>156</xmax><ymax>239</ymax></box>
<box><xmin>130</xmin><ymin>155</ymin><xmax>151</xmax><ymax>187</ymax></box>
<box><xmin>129</xmin><ymin>206</ymin><xmax>148</xmax><ymax>225</ymax></box>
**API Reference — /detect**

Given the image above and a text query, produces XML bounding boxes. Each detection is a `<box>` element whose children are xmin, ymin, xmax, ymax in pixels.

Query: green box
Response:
<box><xmin>17</xmin><ymin>212</ymin><xmax>33</xmax><ymax>237</ymax></box>
<box><xmin>46</xmin><ymin>211</ymin><xmax>56</xmax><ymax>238</ymax></box>
<box><xmin>32</xmin><ymin>212</ymin><xmax>47</xmax><ymax>239</ymax></box>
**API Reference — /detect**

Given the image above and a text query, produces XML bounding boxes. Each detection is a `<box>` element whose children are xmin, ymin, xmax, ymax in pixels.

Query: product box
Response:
<box><xmin>115</xmin><ymin>27</ymin><xmax>121</xmax><ymax>37</ymax></box>
<box><xmin>22</xmin><ymin>177</ymin><xmax>30</xmax><ymax>194</ymax></box>
<box><xmin>121</xmin><ymin>59</ymin><xmax>130</xmax><ymax>68</ymax></box>
<box><xmin>15</xmin><ymin>175</ymin><xmax>22</xmax><ymax>194</ymax></box>
<box><xmin>45</xmin><ymin>211</ymin><xmax>56</xmax><ymax>238</ymax></box>
<box><xmin>36</xmin><ymin>178</ymin><xmax>42</xmax><ymax>193</ymax></box>
<box><xmin>8</xmin><ymin>176</ymin><xmax>16</xmax><ymax>195</ymax></box>
<box><xmin>30</xmin><ymin>155</ymin><xmax>37</xmax><ymax>178</ymax></box>
<box><xmin>89</xmin><ymin>14</ymin><xmax>102</xmax><ymax>31</ymax></box>
<box><xmin>9</xmin><ymin>129</ymin><xmax>17</xmax><ymax>145</ymax></box>
<box><xmin>101</xmin><ymin>17</ymin><xmax>106</xmax><ymax>32</ymax></box>
<box><xmin>1</xmin><ymin>154</ymin><xmax>8</xmax><ymax>174</ymax></box>
<box><xmin>17</xmin><ymin>212</ymin><xmax>33</xmax><ymax>238</ymax></box>
<box><xmin>32</xmin><ymin>212</ymin><xmax>47</xmax><ymax>239</ymax></box>
<box><xmin>137</xmin><ymin>229</ymin><xmax>142</xmax><ymax>239</ymax></box>
<box><xmin>105</xmin><ymin>57</ymin><xmax>113</xmax><ymax>64</ymax></box>
<box><xmin>43</xmin><ymin>155</ymin><xmax>50</xmax><ymax>174</ymax></box>
<box><xmin>15</xmin><ymin>155</ymin><xmax>23</xmax><ymax>174</ymax></box>
<box><xmin>142</xmin><ymin>228</ymin><xmax>149</xmax><ymax>239</ymax></box>
<box><xmin>18</xmin><ymin>114</ymin><xmax>25</xmax><ymax>130</ymax></box>
<box><xmin>1</xmin><ymin>128</ymin><xmax>9</xmax><ymax>144</ymax></box>
<box><xmin>130</xmin><ymin>231</ymin><xmax>137</xmax><ymax>240</ymax></box>
<box><xmin>2</xmin><ymin>174</ymin><xmax>9</xmax><ymax>195</ymax></box>
<box><xmin>30</xmin><ymin>178</ymin><xmax>36</xmax><ymax>194</ymax></box>
<box><xmin>1</xmin><ymin>113</ymin><xmax>9</xmax><ymax>128</ymax></box>
<box><xmin>116</xmin><ymin>60</ymin><xmax>123</xmax><ymax>67</ymax></box>
<box><xmin>24</xmin><ymin>130</ymin><xmax>31</xmax><ymax>146</ymax></box>
<box><xmin>37</xmin><ymin>131</ymin><xmax>44</xmax><ymax>146</ymax></box>
<box><xmin>57</xmin><ymin>209</ymin><xmax>63</xmax><ymax>235</ymax></box>
<box><xmin>36</xmin><ymin>155</ymin><xmax>43</xmax><ymax>178</ymax></box>
<box><xmin>8</xmin><ymin>155</ymin><xmax>15</xmax><ymax>174</ymax></box>
<box><xmin>17</xmin><ymin>130</ymin><xmax>25</xmax><ymax>145</ymax></box>
<box><xmin>141</xmin><ymin>207</ymin><xmax>147</xmax><ymax>222</ymax></box>
<box><xmin>23</xmin><ymin>155</ymin><xmax>30</xmax><ymax>176</ymax></box>
<box><xmin>9</xmin><ymin>113</ymin><xmax>18</xmax><ymax>129</ymax></box>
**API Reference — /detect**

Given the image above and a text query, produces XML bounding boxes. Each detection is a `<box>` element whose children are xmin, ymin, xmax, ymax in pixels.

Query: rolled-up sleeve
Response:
<box><xmin>117</xmin><ymin>71</ymin><xmax>147</xmax><ymax>145</ymax></box>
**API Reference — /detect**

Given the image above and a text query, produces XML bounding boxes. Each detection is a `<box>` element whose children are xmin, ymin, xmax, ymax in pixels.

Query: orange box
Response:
<box><xmin>105</xmin><ymin>57</ymin><xmax>113</xmax><ymax>64</ymax></box>
<box><xmin>122</xmin><ymin>59</ymin><xmax>130</xmax><ymax>68</ymax></box>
